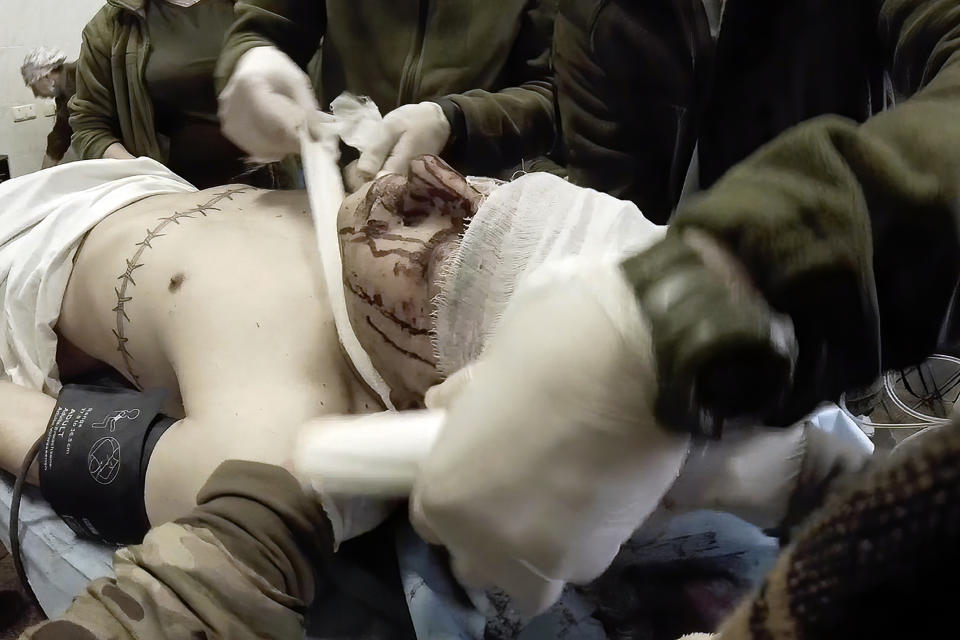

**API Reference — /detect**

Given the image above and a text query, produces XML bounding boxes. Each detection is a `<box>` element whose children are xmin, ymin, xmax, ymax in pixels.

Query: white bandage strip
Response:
<box><xmin>293</xmin><ymin>410</ymin><xmax>445</xmax><ymax>496</ymax></box>
<box><xmin>299</xmin><ymin>95</ymin><xmax>395</xmax><ymax>409</ymax></box>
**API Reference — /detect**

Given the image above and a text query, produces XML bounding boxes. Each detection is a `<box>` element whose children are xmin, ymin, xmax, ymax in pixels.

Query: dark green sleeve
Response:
<box><xmin>668</xmin><ymin>0</ymin><xmax>960</xmax><ymax>422</ymax></box>
<box><xmin>434</xmin><ymin>0</ymin><xmax>558</xmax><ymax>178</ymax></box>
<box><xmin>554</xmin><ymin>0</ymin><xmax>712</xmax><ymax>224</ymax></box>
<box><xmin>215</xmin><ymin>0</ymin><xmax>327</xmax><ymax>93</ymax></box>
<box><xmin>69</xmin><ymin>8</ymin><xmax>123</xmax><ymax>160</ymax></box>
<box><xmin>46</xmin><ymin>98</ymin><xmax>72</xmax><ymax>161</ymax></box>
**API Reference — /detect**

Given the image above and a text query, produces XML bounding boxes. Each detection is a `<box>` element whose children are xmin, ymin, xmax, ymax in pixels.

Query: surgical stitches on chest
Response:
<box><xmin>112</xmin><ymin>187</ymin><xmax>251</xmax><ymax>386</ymax></box>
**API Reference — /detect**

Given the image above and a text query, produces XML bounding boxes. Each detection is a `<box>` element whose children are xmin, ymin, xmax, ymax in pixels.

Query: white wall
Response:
<box><xmin>0</xmin><ymin>0</ymin><xmax>105</xmax><ymax>177</ymax></box>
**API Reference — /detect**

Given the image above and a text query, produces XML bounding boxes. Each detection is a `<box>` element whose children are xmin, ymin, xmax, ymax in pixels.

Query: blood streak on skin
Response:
<box><xmin>344</xmin><ymin>280</ymin><xmax>431</xmax><ymax>335</ymax></box>
<box><xmin>365</xmin><ymin>316</ymin><xmax>435</xmax><ymax>367</ymax></box>
<box><xmin>341</xmin><ymin>156</ymin><xmax>479</xmax><ymax>382</ymax></box>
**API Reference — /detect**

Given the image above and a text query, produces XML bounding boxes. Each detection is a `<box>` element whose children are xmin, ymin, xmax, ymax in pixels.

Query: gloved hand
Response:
<box><xmin>291</xmin><ymin>415</ymin><xmax>423</xmax><ymax>548</ymax></box>
<box><xmin>622</xmin><ymin>230</ymin><xmax>798</xmax><ymax>436</ymax></box>
<box><xmin>410</xmin><ymin>260</ymin><xmax>691</xmax><ymax>615</ymax></box>
<box><xmin>218</xmin><ymin>46</ymin><xmax>319</xmax><ymax>162</ymax></box>
<box><xmin>660</xmin><ymin>409</ymin><xmax>873</xmax><ymax>530</ymax></box>
<box><xmin>356</xmin><ymin>101</ymin><xmax>451</xmax><ymax>180</ymax></box>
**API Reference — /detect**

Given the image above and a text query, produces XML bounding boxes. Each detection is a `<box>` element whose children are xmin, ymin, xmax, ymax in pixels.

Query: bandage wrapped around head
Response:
<box><xmin>433</xmin><ymin>172</ymin><xmax>666</xmax><ymax>375</ymax></box>
<box><xmin>21</xmin><ymin>47</ymin><xmax>66</xmax><ymax>86</ymax></box>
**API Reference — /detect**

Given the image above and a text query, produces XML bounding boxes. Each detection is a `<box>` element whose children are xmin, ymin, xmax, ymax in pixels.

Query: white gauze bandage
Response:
<box><xmin>295</xmin><ymin>173</ymin><xmax>670</xmax><ymax>500</ymax></box>
<box><xmin>299</xmin><ymin>93</ymin><xmax>395</xmax><ymax>409</ymax></box>
<box><xmin>434</xmin><ymin>171</ymin><xmax>666</xmax><ymax>374</ymax></box>
<box><xmin>298</xmin><ymin>94</ymin><xmax>404</xmax><ymax>543</ymax></box>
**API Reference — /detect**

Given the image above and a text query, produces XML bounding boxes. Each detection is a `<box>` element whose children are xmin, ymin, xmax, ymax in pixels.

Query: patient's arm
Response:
<box><xmin>0</xmin><ymin>382</ymin><xmax>53</xmax><ymax>485</ymax></box>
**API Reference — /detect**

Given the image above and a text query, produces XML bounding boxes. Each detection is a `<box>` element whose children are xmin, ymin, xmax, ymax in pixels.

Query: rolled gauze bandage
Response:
<box><xmin>293</xmin><ymin>410</ymin><xmax>446</xmax><ymax>496</ymax></box>
<box><xmin>300</xmin><ymin>93</ymin><xmax>396</xmax><ymax>409</ymax></box>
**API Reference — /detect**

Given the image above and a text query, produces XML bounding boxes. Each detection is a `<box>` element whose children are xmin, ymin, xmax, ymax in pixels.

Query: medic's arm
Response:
<box><xmin>21</xmin><ymin>462</ymin><xmax>332</xmax><ymax>640</ymax></box>
<box><xmin>69</xmin><ymin>8</ymin><xmax>125</xmax><ymax>161</ymax></box>
<box><xmin>434</xmin><ymin>0</ymin><xmax>558</xmax><ymax>177</ymax></box>
<box><xmin>659</xmin><ymin>0</ymin><xmax>960</xmax><ymax>424</ymax></box>
<box><xmin>215</xmin><ymin>0</ymin><xmax>328</xmax><ymax>93</ymax></box>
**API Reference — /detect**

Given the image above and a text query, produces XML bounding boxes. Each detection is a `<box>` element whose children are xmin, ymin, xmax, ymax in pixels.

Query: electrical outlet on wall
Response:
<box><xmin>11</xmin><ymin>104</ymin><xmax>37</xmax><ymax>122</ymax></box>
<box><xmin>39</xmin><ymin>101</ymin><xmax>57</xmax><ymax>117</ymax></box>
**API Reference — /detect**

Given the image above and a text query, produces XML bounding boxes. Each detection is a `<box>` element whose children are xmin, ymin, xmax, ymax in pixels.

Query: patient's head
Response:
<box><xmin>338</xmin><ymin>155</ymin><xmax>482</xmax><ymax>408</ymax></box>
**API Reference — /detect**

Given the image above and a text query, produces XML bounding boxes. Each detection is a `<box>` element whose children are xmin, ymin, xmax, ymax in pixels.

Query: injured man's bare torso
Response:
<box><xmin>2</xmin><ymin>153</ymin><xmax>869</xmax><ymax>557</ymax></box>
<box><xmin>59</xmin><ymin>185</ymin><xmax>383</xmax><ymax>524</ymax></box>
<box><xmin>1</xmin><ymin>156</ymin><xmax>475</xmax><ymax>527</ymax></box>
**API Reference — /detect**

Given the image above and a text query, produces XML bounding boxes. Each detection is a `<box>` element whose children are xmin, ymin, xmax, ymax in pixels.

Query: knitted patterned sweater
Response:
<box><xmin>683</xmin><ymin>422</ymin><xmax>959</xmax><ymax>639</ymax></box>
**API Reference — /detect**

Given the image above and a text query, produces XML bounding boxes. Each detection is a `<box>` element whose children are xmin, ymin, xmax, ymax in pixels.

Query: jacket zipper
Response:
<box><xmin>397</xmin><ymin>0</ymin><xmax>429</xmax><ymax>107</ymax></box>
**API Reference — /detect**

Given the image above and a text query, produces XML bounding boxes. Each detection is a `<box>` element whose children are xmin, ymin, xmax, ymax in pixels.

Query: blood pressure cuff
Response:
<box><xmin>38</xmin><ymin>384</ymin><xmax>175</xmax><ymax>545</ymax></box>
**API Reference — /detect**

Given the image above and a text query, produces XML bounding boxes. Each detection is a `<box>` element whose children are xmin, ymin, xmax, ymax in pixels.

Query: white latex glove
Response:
<box><xmin>356</xmin><ymin>101</ymin><xmax>451</xmax><ymax>180</ymax></box>
<box><xmin>101</xmin><ymin>142</ymin><xmax>135</xmax><ymax>160</ymax></box>
<box><xmin>661</xmin><ymin>408</ymin><xmax>873</xmax><ymax>529</ymax></box>
<box><xmin>219</xmin><ymin>46</ymin><xmax>319</xmax><ymax>162</ymax></box>
<box><xmin>291</xmin><ymin>413</ymin><xmax>444</xmax><ymax>548</ymax></box>
<box><xmin>410</xmin><ymin>260</ymin><xmax>691</xmax><ymax>615</ymax></box>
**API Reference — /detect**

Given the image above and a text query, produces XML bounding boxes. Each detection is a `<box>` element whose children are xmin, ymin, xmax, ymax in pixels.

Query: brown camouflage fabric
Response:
<box><xmin>21</xmin><ymin>461</ymin><xmax>332</xmax><ymax>640</ymax></box>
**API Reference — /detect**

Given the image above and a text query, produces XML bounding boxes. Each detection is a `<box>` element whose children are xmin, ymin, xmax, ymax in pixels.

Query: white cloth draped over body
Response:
<box><xmin>0</xmin><ymin>158</ymin><xmax>196</xmax><ymax>394</ymax></box>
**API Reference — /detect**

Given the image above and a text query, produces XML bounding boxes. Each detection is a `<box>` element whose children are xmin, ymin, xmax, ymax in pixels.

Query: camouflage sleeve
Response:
<box><xmin>20</xmin><ymin>461</ymin><xmax>333</xmax><ymax>640</ymax></box>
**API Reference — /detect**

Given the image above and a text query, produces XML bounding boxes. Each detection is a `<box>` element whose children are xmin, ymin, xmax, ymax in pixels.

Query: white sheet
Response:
<box><xmin>0</xmin><ymin>158</ymin><xmax>196</xmax><ymax>394</ymax></box>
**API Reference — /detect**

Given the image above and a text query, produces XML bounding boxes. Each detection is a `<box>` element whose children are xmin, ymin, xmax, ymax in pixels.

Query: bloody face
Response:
<box><xmin>337</xmin><ymin>155</ymin><xmax>482</xmax><ymax>407</ymax></box>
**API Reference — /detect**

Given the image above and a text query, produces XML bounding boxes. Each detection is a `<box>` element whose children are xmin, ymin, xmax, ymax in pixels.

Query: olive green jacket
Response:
<box><xmin>216</xmin><ymin>0</ymin><xmax>557</xmax><ymax>177</ymax></box>
<box><xmin>634</xmin><ymin>0</ymin><xmax>960</xmax><ymax>424</ymax></box>
<box><xmin>69</xmin><ymin>0</ymin><xmax>298</xmax><ymax>187</ymax></box>
<box><xmin>69</xmin><ymin>0</ymin><xmax>163</xmax><ymax>161</ymax></box>
<box><xmin>47</xmin><ymin>62</ymin><xmax>77</xmax><ymax>161</ymax></box>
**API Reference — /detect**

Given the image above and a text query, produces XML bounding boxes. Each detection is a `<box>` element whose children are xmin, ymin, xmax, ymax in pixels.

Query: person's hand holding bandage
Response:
<box><xmin>288</xmin><ymin>154</ymin><xmax>865</xmax><ymax>615</ymax></box>
<box><xmin>355</xmin><ymin>102</ymin><xmax>451</xmax><ymax>181</ymax></box>
<box><xmin>219</xmin><ymin>46</ymin><xmax>320</xmax><ymax>162</ymax></box>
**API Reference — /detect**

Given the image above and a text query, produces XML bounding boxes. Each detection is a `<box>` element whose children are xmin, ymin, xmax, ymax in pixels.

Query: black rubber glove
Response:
<box><xmin>621</xmin><ymin>232</ymin><xmax>798</xmax><ymax>437</ymax></box>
